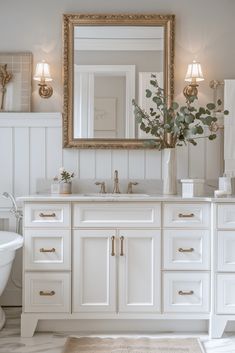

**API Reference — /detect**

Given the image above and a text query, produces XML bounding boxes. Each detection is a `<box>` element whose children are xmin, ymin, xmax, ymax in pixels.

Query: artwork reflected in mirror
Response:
<box><xmin>63</xmin><ymin>14</ymin><xmax>175</xmax><ymax>148</ymax></box>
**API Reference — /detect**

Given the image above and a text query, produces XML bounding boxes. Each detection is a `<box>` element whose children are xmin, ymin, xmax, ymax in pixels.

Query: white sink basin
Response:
<box><xmin>83</xmin><ymin>193</ymin><xmax>149</xmax><ymax>197</ymax></box>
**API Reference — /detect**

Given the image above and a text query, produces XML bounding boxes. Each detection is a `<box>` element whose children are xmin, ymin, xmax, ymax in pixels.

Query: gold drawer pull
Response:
<box><xmin>178</xmin><ymin>247</ymin><xmax>194</xmax><ymax>253</ymax></box>
<box><xmin>111</xmin><ymin>236</ymin><xmax>115</xmax><ymax>256</ymax></box>
<box><xmin>39</xmin><ymin>212</ymin><xmax>56</xmax><ymax>218</ymax></box>
<box><xmin>178</xmin><ymin>213</ymin><xmax>195</xmax><ymax>218</ymax></box>
<box><xmin>178</xmin><ymin>290</ymin><xmax>194</xmax><ymax>296</ymax></box>
<box><xmin>39</xmin><ymin>290</ymin><xmax>55</xmax><ymax>296</ymax></box>
<box><xmin>120</xmin><ymin>236</ymin><xmax>124</xmax><ymax>256</ymax></box>
<box><xmin>40</xmin><ymin>248</ymin><xmax>56</xmax><ymax>253</ymax></box>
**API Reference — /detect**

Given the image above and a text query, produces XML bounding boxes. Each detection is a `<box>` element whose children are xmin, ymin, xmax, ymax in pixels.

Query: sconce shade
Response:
<box><xmin>34</xmin><ymin>60</ymin><xmax>52</xmax><ymax>82</ymax></box>
<box><xmin>185</xmin><ymin>60</ymin><xmax>204</xmax><ymax>83</ymax></box>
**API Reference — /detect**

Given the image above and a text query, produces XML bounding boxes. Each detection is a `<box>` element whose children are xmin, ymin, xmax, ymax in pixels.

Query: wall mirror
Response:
<box><xmin>63</xmin><ymin>14</ymin><xmax>175</xmax><ymax>148</ymax></box>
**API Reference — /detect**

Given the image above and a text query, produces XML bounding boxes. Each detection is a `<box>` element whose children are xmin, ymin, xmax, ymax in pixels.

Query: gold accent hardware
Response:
<box><xmin>111</xmin><ymin>236</ymin><xmax>115</xmax><ymax>256</ymax></box>
<box><xmin>95</xmin><ymin>181</ymin><xmax>106</xmax><ymax>194</ymax></box>
<box><xmin>127</xmin><ymin>181</ymin><xmax>139</xmax><ymax>194</ymax></box>
<box><xmin>178</xmin><ymin>290</ymin><xmax>194</xmax><ymax>296</ymax></box>
<box><xmin>39</xmin><ymin>212</ymin><xmax>56</xmax><ymax>218</ymax></box>
<box><xmin>113</xmin><ymin>170</ymin><xmax>121</xmax><ymax>194</ymax></box>
<box><xmin>120</xmin><ymin>236</ymin><xmax>124</xmax><ymax>256</ymax></box>
<box><xmin>40</xmin><ymin>248</ymin><xmax>56</xmax><ymax>253</ymax></box>
<box><xmin>178</xmin><ymin>213</ymin><xmax>194</xmax><ymax>218</ymax></box>
<box><xmin>178</xmin><ymin>247</ymin><xmax>194</xmax><ymax>253</ymax></box>
<box><xmin>39</xmin><ymin>290</ymin><xmax>55</xmax><ymax>296</ymax></box>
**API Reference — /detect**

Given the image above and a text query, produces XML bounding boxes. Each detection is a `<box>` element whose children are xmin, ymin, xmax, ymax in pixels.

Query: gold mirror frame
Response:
<box><xmin>63</xmin><ymin>13</ymin><xmax>175</xmax><ymax>149</ymax></box>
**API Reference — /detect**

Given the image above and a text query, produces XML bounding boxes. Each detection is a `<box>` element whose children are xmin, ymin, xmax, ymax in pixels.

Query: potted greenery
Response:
<box><xmin>59</xmin><ymin>168</ymin><xmax>75</xmax><ymax>194</ymax></box>
<box><xmin>132</xmin><ymin>75</ymin><xmax>229</xmax><ymax>194</ymax></box>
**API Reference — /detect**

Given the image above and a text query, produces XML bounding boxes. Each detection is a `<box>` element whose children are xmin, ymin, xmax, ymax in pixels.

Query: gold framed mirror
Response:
<box><xmin>63</xmin><ymin>14</ymin><xmax>175</xmax><ymax>148</ymax></box>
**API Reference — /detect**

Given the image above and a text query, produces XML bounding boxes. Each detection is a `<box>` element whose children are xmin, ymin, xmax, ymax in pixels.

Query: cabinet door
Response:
<box><xmin>73</xmin><ymin>229</ymin><xmax>116</xmax><ymax>313</ymax></box>
<box><xmin>118</xmin><ymin>229</ymin><xmax>161</xmax><ymax>313</ymax></box>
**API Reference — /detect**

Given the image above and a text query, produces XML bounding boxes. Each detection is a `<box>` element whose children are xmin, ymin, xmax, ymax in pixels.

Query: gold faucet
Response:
<box><xmin>95</xmin><ymin>181</ymin><xmax>106</xmax><ymax>194</ymax></box>
<box><xmin>113</xmin><ymin>170</ymin><xmax>121</xmax><ymax>194</ymax></box>
<box><xmin>127</xmin><ymin>181</ymin><xmax>139</xmax><ymax>194</ymax></box>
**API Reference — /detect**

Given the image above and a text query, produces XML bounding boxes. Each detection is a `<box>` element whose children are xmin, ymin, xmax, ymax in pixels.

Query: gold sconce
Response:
<box><xmin>33</xmin><ymin>60</ymin><xmax>53</xmax><ymax>98</ymax></box>
<box><xmin>183</xmin><ymin>60</ymin><xmax>204</xmax><ymax>99</ymax></box>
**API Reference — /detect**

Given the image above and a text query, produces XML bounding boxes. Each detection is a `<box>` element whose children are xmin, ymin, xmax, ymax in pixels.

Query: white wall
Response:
<box><xmin>1</xmin><ymin>0</ymin><xmax>235</xmax><ymax>111</ymax></box>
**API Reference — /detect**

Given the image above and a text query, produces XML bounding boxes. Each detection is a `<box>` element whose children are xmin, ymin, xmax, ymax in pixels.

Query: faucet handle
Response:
<box><xmin>127</xmin><ymin>181</ymin><xmax>139</xmax><ymax>194</ymax></box>
<box><xmin>95</xmin><ymin>181</ymin><xmax>106</xmax><ymax>194</ymax></box>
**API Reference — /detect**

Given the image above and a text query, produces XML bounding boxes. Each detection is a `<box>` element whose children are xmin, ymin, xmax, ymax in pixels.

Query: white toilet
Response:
<box><xmin>0</xmin><ymin>231</ymin><xmax>23</xmax><ymax>329</ymax></box>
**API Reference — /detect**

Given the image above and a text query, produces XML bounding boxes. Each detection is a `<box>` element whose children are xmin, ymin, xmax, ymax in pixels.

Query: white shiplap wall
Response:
<box><xmin>0</xmin><ymin>112</ymin><xmax>223</xmax><ymax>208</ymax></box>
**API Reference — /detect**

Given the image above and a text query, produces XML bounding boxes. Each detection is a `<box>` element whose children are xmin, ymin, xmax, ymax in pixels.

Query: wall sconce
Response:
<box><xmin>33</xmin><ymin>60</ymin><xmax>53</xmax><ymax>99</ymax></box>
<box><xmin>183</xmin><ymin>60</ymin><xmax>204</xmax><ymax>100</ymax></box>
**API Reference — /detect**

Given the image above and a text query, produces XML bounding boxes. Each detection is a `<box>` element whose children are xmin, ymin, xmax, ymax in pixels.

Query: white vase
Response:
<box><xmin>162</xmin><ymin>148</ymin><xmax>177</xmax><ymax>195</ymax></box>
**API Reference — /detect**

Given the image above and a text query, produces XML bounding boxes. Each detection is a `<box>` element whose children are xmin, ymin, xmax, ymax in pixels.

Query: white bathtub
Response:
<box><xmin>0</xmin><ymin>231</ymin><xmax>23</xmax><ymax>329</ymax></box>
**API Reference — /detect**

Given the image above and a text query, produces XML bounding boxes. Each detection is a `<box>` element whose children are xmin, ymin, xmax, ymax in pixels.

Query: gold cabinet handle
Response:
<box><xmin>40</xmin><ymin>247</ymin><xmax>56</xmax><ymax>253</ymax></box>
<box><xmin>39</xmin><ymin>212</ymin><xmax>56</xmax><ymax>218</ymax></box>
<box><xmin>178</xmin><ymin>247</ymin><xmax>194</xmax><ymax>253</ymax></box>
<box><xmin>39</xmin><ymin>290</ymin><xmax>55</xmax><ymax>296</ymax></box>
<box><xmin>120</xmin><ymin>236</ymin><xmax>124</xmax><ymax>256</ymax></box>
<box><xmin>111</xmin><ymin>236</ymin><xmax>115</xmax><ymax>256</ymax></box>
<box><xmin>178</xmin><ymin>290</ymin><xmax>194</xmax><ymax>296</ymax></box>
<box><xmin>178</xmin><ymin>213</ymin><xmax>195</xmax><ymax>218</ymax></box>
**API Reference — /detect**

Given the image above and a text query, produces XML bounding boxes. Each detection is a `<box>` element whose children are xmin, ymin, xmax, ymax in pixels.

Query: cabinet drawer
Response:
<box><xmin>218</xmin><ymin>231</ymin><xmax>235</xmax><ymax>271</ymax></box>
<box><xmin>73</xmin><ymin>203</ymin><xmax>161</xmax><ymax>228</ymax></box>
<box><xmin>217</xmin><ymin>204</ymin><xmax>235</xmax><ymax>229</ymax></box>
<box><xmin>163</xmin><ymin>203</ymin><xmax>210</xmax><ymax>228</ymax></box>
<box><xmin>24</xmin><ymin>229</ymin><xmax>71</xmax><ymax>270</ymax></box>
<box><xmin>24</xmin><ymin>203</ymin><xmax>70</xmax><ymax>228</ymax></box>
<box><xmin>163</xmin><ymin>230</ymin><xmax>210</xmax><ymax>270</ymax></box>
<box><xmin>163</xmin><ymin>272</ymin><xmax>210</xmax><ymax>313</ymax></box>
<box><xmin>217</xmin><ymin>274</ymin><xmax>235</xmax><ymax>314</ymax></box>
<box><xmin>24</xmin><ymin>272</ymin><xmax>70</xmax><ymax>313</ymax></box>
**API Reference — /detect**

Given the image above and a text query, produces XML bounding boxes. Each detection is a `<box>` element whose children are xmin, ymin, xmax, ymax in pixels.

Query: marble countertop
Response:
<box><xmin>17</xmin><ymin>193</ymin><xmax>235</xmax><ymax>203</ymax></box>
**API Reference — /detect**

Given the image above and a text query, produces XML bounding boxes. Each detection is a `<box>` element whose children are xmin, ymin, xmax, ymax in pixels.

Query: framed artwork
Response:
<box><xmin>0</xmin><ymin>52</ymin><xmax>32</xmax><ymax>112</ymax></box>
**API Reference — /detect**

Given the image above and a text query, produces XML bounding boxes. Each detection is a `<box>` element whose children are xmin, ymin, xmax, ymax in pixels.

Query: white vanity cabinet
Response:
<box><xmin>72</xmin><ymin>202</ymin><xmax>161</xmax><ymax>314</ymax></box>
<box><xmin>20</xmin><ymin>197</ymin><xmax>213</xmax><ymax>337</ymax></box>
<box><xmin>210</xmin><ymin>202</ymin><xmax>235</xmax><ymax>338</ymax></box>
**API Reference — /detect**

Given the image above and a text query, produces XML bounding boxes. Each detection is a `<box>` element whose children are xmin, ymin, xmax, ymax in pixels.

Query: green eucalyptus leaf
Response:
<box><xmin>191</xmin><ymin>126</ymin><xmax>198</xmax><ymax>135</ymax></box>
<box><xmin>172</xmin><ymin>102</ymin><xmax>179</xmax><ymax>110</ymax></box>
<box><xmin>152</xmin><ymin>96</ymin><xmax>162</xmax><ymax>106</ymax></box>
<box><xmin>140</xmin><ymin>122</ymin><xmax>146</xmax><ymax>130</ymax></box>
<box><xmin>150</xmin><ymin>80</ymin><xmax>157</xmax><ymax>87</ymax></box>
<box><xmin>209</xmin><ymin>134</ymin><xmax>217</xmax><ymax>140</ymax></box>
<box><xmin>206</xmin><ymin>103</ymin><xmax>216</xmax><ymax>110</ymax></box>
<box><xmin>185</xmin><ymin>115</ymin><xmax>194</xmax><ymax>124</ymax></box>
<box><xmin>146</xmin><ymin>89</ymin><xmax>152</xmax><ymax>98</ymax></box>
<box><xmin>224</xmin><ymin>110</ymin><xmax>229</xmax><ymax>115</ymax></box>
<box><xmin>217</xmin><ymin>99</ymin><xmax>222</xmax><ymax>106</ymax></box>
<box><xmin>197</xmin><ymin>125</ymin><xmax>204</xmax><ymax>134</ymax></box>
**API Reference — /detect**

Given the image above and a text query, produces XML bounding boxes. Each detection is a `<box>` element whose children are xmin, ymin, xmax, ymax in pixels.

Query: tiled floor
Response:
<box><xmin>1</xmin><ymin>308</ymin><xmax>235</xmax><ymax>353</ymax></box>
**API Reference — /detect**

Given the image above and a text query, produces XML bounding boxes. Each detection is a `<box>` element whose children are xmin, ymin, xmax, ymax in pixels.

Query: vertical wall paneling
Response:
<box><xmin>29</xmin><ymin>127</ymin><xmax>46</xmax><ymax>194</ymax></box>
<box><xmin>111</xmin><ymin>150</ymin><xmax>128</xmax><ymax>179</ymax></box>
<box><xmin>206</xmin><ymin>130</ymin><xmax>223</xmax><ymax>180</ymax></box>
<box><xmin>95</xmin><ymin>150</ymin><xmax>112</xmax><ymax>179</ymax></box>
<box><xmin>0</xmin><ymin>128</ymin><xmax>13</xmax><ymax>207</ymax></box>
<box><xmin>46</xmin><ymin>127</ymin><xmax>63</xmax><ymax>179</ymax></box>
<box><xmin>128</xmin><ymin>150</ymin><xmax>145</xmax><ymax>179</ymax></box>
<box><xmin>189</xmin><ymin>139</ymin><xmax>206</xmax><ymax>179</ymax></box>
<box><xmin>63</xmin><ymin>148</ymin><xmax>80</xmax><ymax>178</ymax></box>
<box><xmin>176</xmin><ymin>145</ymin><xmax>189</xmax><ymax>180</ymax></box>
<box><xmin>79</xmin><ymin>150</ymin><xmax>96</xmax><ymax>179</ymax></box>
<box><xmin>14</xmin><ymin>128</ymin><xmax>30</xmax><ymax>197</ymax></box>
<box><xmin>145</xmin><ymin>150</ymin><xmax>162</xmax><ymax>179</ymax></box>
